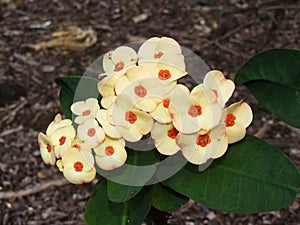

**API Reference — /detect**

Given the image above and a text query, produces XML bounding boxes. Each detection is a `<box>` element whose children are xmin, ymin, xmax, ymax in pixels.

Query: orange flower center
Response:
<box><xmin>158</xmin><ymin>69</ymin><xmax>171</xmax><ymax>80</ymax></box>
<box><xmin>196</xmin><ymin>134</ymin><xmax>211</xmax><ymax>147</ymax></box>
<box><xmin>154</xmin><ymin>51</ymin><xmax>164</xmax><ymax>59</ymax></box>
<box><xmin>225</xmin><ymin>114</ymin><xmax>236</xmax><ymax>127</ymax></box>
<box><xmin>72</xmin><ymin>144</ymin><xmax>80</xmax><ymax>148</ymax></box>
<box><xmin>163</xmin><ymin>98</ymin><xmax>170</xmax><ymax>108</ymax></box>
<box><xmin>167</xmin><ymin>127</ymin><xmax>179</xmax><ymax>139</ymax></box>
<box><xmin>46</xmin><ymin>144</ymin><xmax>52</xmax><ymax>153</ymax></box>
<box><xmin>188</xmin><ymin>105</ymin><xmax>202</xmax><ymax>117</ymax></box>
<box><xmin>88</xmin><ymin>128</ymin><xmax>96</xmax><ymax>137</ymax></box>
<box><xmin>114</xmin><ymin>61</ymin><xmax>124</xmax><ymax>71</ymax></box>
<box><xmin>59</xmin><ymin>136</ymin><xmax>66</xmax><ymax>146</ymax></box>
<box><xmin>134</xmin><ymin>85</ymin><xmax>147</xmax><ymax>98</ymax></box>
<box><xmin>105</xmin><ymin>146</ymin><xmax>115</xmax><ymax>156</ymax></box>
<box><xmin>125</xmin><ymin>111</ymin><xmax>137</xmax><ymax>124</ymax></box>
<box><xmin>82</xmin><ymin>110</ymin><xmax>91</xmax><ymax>116</ymax></box>
<box><xmin>73</xmin><ymin>161</ymin><xmax>83</xmax><ymax>172</ymax></box>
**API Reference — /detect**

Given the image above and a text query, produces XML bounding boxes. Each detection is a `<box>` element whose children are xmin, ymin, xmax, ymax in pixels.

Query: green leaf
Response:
<box><xmin>55</xmin><ymin>76</ymin><xmax>101</xmax><ymax>119</ymax></box>
<box><xmin>105</xmin><ymin>149</ymin><xmax>159</xmax><ymax>203</ymax></box>
<box><xmin>164</xmin><ymin>135</ymin><xmax>300</xmax><ymax>213</ymax></box>
<box><xmin>235</xmin><ymin>49</ymin><xmax>300</xmax><ymax>128</ymax></box>
<box><xmin>85</xmin><ymin>180</ymin><xmax>154</xmax><ymax>225</ymax></box>
<box><xmin>152</xmin><ymin>183</ymin><xmax>189</xmax><ymax>211</ymax></box>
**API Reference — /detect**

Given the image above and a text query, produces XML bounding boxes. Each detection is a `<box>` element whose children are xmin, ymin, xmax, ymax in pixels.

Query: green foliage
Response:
<box><xmin>55</xmin><ymin>76</ymin><xmax>100</xmax><ymax>119</ymax></box>
<box><xmin>106</xmin><ymin>149</ymin><xmax>159</xmax><ymax>203</ymax></box>
<box><xmin>163</xmin><ymin>135</ymin><xmax>300</xmax><ymax>213</ymax></box>
<box><xmin>152</xmin><ymin>183</ymin><xmax>189</xmax><ymax>211</ymax></box>
<box><xmin>85</xmin><ymin>180</ymin><xmax>154</xmax><ymax>225</ymax></box>
<box><xmin>235</xmin><ymin>49</ymin><xmax>300</xmax><ymax>128</ymax></box>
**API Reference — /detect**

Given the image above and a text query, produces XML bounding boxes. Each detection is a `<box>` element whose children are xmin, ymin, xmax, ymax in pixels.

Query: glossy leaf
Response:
<box><xmin>55</xmin><ymin>76</ymin><xmax>101</xmax><ymax>119</ymax></box>
<box><xmin>164</xmin><ymin>135</ymin><xmax>300</xmax><ymax>213</ymax></box>
<box><xmin>235</xmin><ymin>49</ymin><xmax>300</xmax><ymax>128</ymax></box>
<box><xmin>85</xmin><ymin>180</ymin><xmax>154</xmax><ymax>225</ymax></box>
<box><xmin>152</xmin><ymin>183</ymin><xmax>189</xmax><ymax>211</ymax></box>
<box><xmin>105</xmin><ymin>149</ymin><xmax>159</xmax><ymax>203</ymax></box>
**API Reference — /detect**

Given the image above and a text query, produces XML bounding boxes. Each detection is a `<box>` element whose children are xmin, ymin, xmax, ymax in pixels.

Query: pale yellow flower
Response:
<box><xmin>138</xmin><ymin>37</ymin><xmax>186</xmax><ymax>70</ymax></box>
<box><xmin>61</xmin><ymin>146</ymin><xmax>96</xmax><ymax>184</ymax></box>
<box><xmin>151</xmin><ymin>122</ymin><xmax>180</xmax><ymax>155</ymax></box>
<box><xmin>77</xmin><ymin>118</ymin><xmax>105</xmax><ymax>148</ymax></box>
<box><xmin>169</xmin><ymin>84</ymin><xmax>222</xmax><ymax>134</ymax></box>
<box><xmin>150</xmin><ymin>84</ymin><xmax>189</xmax><ymax>123</ymax></box>
<box><xmin>96</xmin><ymin>109</ymin><xmax>121</xmax><ymax>139</ymax></box>
<box><xmin>203</xmin><ymin>70</ymin><xmax>235</xmax><ymax>107</ymax></box>
<box><xmin>222</xmin><ymin>100</ymin><xmax>253</xmax><ymax>144</ymax></box>
<box><xmin>111</xmin><ymin>94</ymin><xmax>153</xmax><ymax>142</ymax></box>
<box><xmin>177</xmin><ymin>124</ymin><xmax>228</xmax><ymax>165</ymax></box>
<box><xmin>38</xmin><ymin>132</ymin><xmax>56</xmax><ymax>165</ymax></box>
<box><xmin>38</xmin><ymin>114</ymin><xmax>76</xmax><ymax>163</ymax></box>
<box><xmin>103</xmin><ymin>46</ymin><xmax>138</xmax><ymax>75</ymax></box>
<box><xmin>71</xmin><ymin>98</ymin><xmax>100</xmax><ymax>124</ymax></box>
<box><xmin>98</xmin><ymin>74</ymin><xmax>122</xmax><ymax>109</ymax></box>
<box><xmin>94</xmin><ymin>136</ymin><xmax>127</xmax><ymax>170</ymax></box>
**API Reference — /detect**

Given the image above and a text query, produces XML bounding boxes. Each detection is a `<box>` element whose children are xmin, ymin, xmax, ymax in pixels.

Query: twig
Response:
<box><xmin>0</xmin><ymin>125</ymin><xmax>23</xmax><ymax>137</ymax></box>
<box><xmin>254</xmin><ymin>122</ymin><xmax>270</xmax><ymax>138</ymax></box>
<box><xmin>214</xmin><ymin>41</ymin><xmax>249</xmax><ymax>58</ymax></box>
<box><xmin>0</xmin><ymin>178</ymin><xmax>69</xmax><ymax>199</ymax></box>
<box><xmin>0</xmin><ymin>98</ymin><xmax>28</xmax><ymax>125</ymax></box>
<box><xmin>202</xmin><ymin>20</ymin><xmax>256</xmax><ymax>49</ymax></box>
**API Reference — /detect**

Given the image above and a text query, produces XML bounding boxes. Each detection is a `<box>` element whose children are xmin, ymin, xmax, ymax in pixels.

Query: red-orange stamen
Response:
<box><xmin>225</xmin><ymin>114</ymin><xmax>236</xmax><ymax>127</ymax></box>
<box><xmin>163</xmin><ymin>98</ymin><xmax>170</xmax><ymax>108</ymax></box>
<box><xmin>46</xmin><ymin>144</ymin><xmax>52</xmax><ymax>153</ymax></box>
<box><xmin>88</xmin><ymin>128</ymin><xmax>96</xmax><ymax>137</ymax></box>
<box><xmin>114</xmin><ymin>61</ymin><xmax>124</xmax><ymax>71</ymax></box>
<box><xmin>105</xmin><ymin>146</ymin><xmax>115</xmax><ymax>156</ymax></box>
<box><xmin>82</xmin><ymin>110</ymin><xmax>91</xmax><ymax>116</ymax></box>
<box><xmin>74</xmin><ymin>161</ymin><xmax>83</xmax><ymax>172</ymax></box>
<box><xmin>158</xmin><ymin>69</ymin><xmax>171</xmax><ymax>80</ymax></box>
<box><xmin>125</xmin><ymin>111</ymin><xmax>137</xmax><ymax>124</ymax></box>
<box><xmin>59</xmin><ymin>136</ymin><xmax>66</xmax><ymax>146</ymax></box>
<box><xmin>154</xmin><ymin>51</ymin><xmax>164</xmax><ymax>59</ymax></box>
<box><xmin>134</xmin><ymin>85</ymin><xmax>147</xmax><ymax>98</ymax></box>
<box><xmin>196</xmin><ymin>134</ymin><xmax>211</xmax><ymax>147</ymax></box>
<box><xmin>188</xmin><ymin>105</ymin><xmax>202</xmax><ymax>117</ymax></box>
<box><xmin>167</xmin><ymin>127</ymin><xmax>179</xmax><ymax>139</ymax></box>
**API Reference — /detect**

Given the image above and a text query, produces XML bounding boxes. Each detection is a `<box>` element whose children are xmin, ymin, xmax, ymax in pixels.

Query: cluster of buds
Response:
<box><xmin>38</xmin><ymin>37</ymin><xmax>253</xmax><ymax>184</ymax></box>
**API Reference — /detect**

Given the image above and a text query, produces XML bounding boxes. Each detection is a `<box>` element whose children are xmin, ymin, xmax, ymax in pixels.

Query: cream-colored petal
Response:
<box><xmin>115</xmin><ymin>109</ymin><xmax>153</xmax><ymax>142</ymax></box>
<box><xmin>50</xmin><ymin>126</ymin><xmax>76</xmax><ymax>146</ymax></box>
<box><xmin>138</xmin><ymin>37</ymin><xmax>185</xmax><ymax>70</ymax></box>
<box><xmin>228</xmin><ymin>101</ymin><xmax>253</xmax><ymax>128</ymax></box>
<box><xmin>98</xmin><ymin>75</ymin><xmax>121</xmax><ymax>109</ymax></box>
<box><xmin>62</xmin><ymin>147</ymin><xmax>94</xmax><ymax>171</ymax></box>
<box><xmin>38</xmin><ymin>132</ymin><xmax>56</xmax><ymax>165</ymax></box>
<box><xmin>96</xmin><ymin>110</ymin><xmax>121</xmax><ymax>138</ymax></box>
<box><xmin>77</xmin><ymin>119</ymin><xmax>105</xmax><ymax>148</ymax></box>
<box><xmin>119</xmin><ymin>77</ymin><xmax>165</xmax><ymax>112</ymax></box>
<box><xmin>151</xmin><ymin>122</ymin><xmax>180</xmax><ymax>155</ymax></box>
<box><xmin>63</xmin><ymin>164</ymin><xmax>96</xmax><ymax>184</ymax></box>
<box><xmin>150</xmin><ymin>99</ymin><xmax>172</xmax><ymax>123</ymax></box>
<box><xmin>56</xmin><ymin>159</ymin><xmax>64</xmax><ymax>172</ymax></box>
<box><xmin>168</xmin><ymin>86</ymin><xmax>196</xmax><ymax>133</ymax></box>
<box><xmin>190</xmin><ymin>85</ymin><xmax>222</xmax><ymax>130</ymax></box>
<box><xmin>71</xmin><ymin>98</ymin><xmax>100</xmax><ymax>124</ymax></box>
<box><xmin>46</xmin><ymin>114</ymin><xmax>72</xmax><ymax>136</ymax></box>
<box><xmin>212</xmin><ymin>134</ymin><xmax>229</xmax><ymax>158</ymax></box>
<box><xmin>94</xmin><ymin>137</ymin><xmax>127</xmax><ymax>170</ymax></box>
<box><xmin>226</xmin><ymin>123</ymin><xmax>246</xmax><ymax>144</ymax></box>
<box><xmin>203</xmin><ymin>70</ymin><xmax>235</xmax><ymax>106</ymax></box>
<box><xmin>103</xmin><ymin>46</ymin><xmax>137</xmax><ymax>75</ymax></box>
<box><xmin>142</xmin><ymin>62</ymin><xmax>187</xmax><ymax>82</ymax></box>
<box><xmin>54</xmin><ymin>136</ymin><xmax>73</xmax><ymax>158</ymax></box>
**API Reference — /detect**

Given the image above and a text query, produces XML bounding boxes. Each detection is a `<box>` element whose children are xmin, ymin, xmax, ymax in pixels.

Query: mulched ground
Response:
<box><xmin>0</xmin><ymin>0</ymin><xmax>299</xmax><ymax>224</ymax></box>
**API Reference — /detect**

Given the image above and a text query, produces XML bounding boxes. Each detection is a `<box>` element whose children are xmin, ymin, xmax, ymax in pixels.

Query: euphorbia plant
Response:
<box><xmin>38</xmin><ymin>37</ymin><xmax>300</xmax><ymax>224</ymax></box>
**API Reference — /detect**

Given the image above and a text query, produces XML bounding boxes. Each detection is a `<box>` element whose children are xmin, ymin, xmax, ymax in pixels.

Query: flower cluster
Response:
<box><xmin>38</xmin><ymin>37</ymin><xmax>253</xmax><ymax>184</ymax></box>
